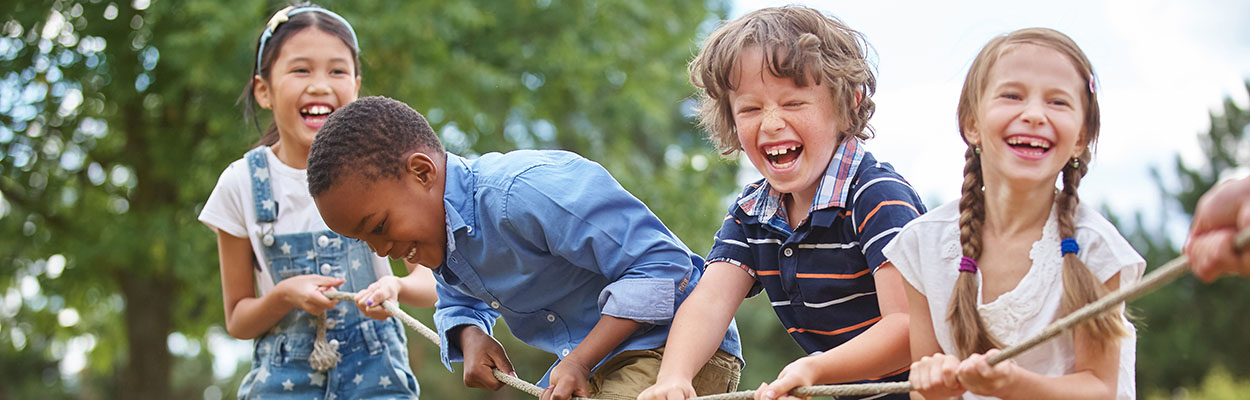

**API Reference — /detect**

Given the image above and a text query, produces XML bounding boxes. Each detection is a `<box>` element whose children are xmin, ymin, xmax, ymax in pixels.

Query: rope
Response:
<box><xmin>308</xmin><ymin>311</ymin><xmax>341</xmax><ymax>371</ymax></box>
<box><xmin>312</xmin><ymin>227</ymin><xmax>1249</xmax><ymax>399</ymax></box>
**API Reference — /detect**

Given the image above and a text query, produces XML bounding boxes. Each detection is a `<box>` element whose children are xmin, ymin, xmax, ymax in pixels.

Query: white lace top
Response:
<box><xmin>883</xmin><ymin>201</ymin><xmax>1145</xmax><ymax>400</ymax></box>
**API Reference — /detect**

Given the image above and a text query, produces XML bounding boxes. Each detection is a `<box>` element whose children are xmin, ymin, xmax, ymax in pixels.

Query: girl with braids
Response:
<box><xmin>882</xmin><ymin>28</ymin><xmax>1144</xmax><ymax>399</ymax></box>
<box><xmin>199</xmin><ymin>4</ymin><xmax>435</xmax><ymax>398</ymax></box>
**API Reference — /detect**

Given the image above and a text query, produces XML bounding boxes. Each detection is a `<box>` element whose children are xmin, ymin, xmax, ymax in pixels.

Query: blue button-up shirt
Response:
<box><xmin>432</xmin><ymin>150</ymin><xmax>742</xmax><ymax>385</ymax></box>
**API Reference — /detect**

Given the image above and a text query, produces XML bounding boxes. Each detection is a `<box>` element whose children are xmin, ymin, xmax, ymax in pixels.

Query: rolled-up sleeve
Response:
<box><xmin>597</xmin><ymin>277</ymin><xmax>675</xmax><ymax>324</ymax></box>
<box><xmin>433</xmin><ymin>282</ymin><xmax>500</xmax><ymax>371</ymax></box>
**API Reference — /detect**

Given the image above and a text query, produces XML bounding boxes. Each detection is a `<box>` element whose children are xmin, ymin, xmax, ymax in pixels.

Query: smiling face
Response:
<box><xmin>314</xmin><ymin>152</ymin><xmax>448</xmax><ymax>269</ymax></box>
<box><xmin>728</xmin><ymin>46</ymin><xmax>845</xmax><ymax>207</ymax></box>
<box><xmin>966</xmin><ymin>44</ymin><xmax>1088</xmax><ymax>191</ymax></box>
<box><xmin>254</xmin><ymin>28</ymin><xmax>361</xmax><ymax>156</ymax></box>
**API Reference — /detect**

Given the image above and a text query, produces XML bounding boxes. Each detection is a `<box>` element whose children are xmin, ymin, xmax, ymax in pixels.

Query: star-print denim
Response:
<box><xmin>236</xmin><ymin>148</ymin><xmax>418</xmax><ymax>399</ymax></box>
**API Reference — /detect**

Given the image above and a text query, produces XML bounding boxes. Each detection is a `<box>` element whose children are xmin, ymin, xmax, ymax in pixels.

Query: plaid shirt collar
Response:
<box><xmin>737</xmin><ymin>138</ymin><xmax>866</xmax><ymax>224</ymax></box>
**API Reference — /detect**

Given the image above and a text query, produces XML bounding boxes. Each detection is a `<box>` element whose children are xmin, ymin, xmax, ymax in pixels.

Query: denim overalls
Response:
<box><xmin>236</xmin><ymin>148</ymin><xmax>419</xmax><ymax>400</ymax></box>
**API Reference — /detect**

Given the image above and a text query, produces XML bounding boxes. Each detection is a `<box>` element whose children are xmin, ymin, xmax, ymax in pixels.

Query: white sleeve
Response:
<box><xmin>1076</xmin><ymin>207</ymin><xmax>1146</xmax><ymax>286</ymax></box>
<box><xmin>883</xmin><ymin>221</ymin><xmax>927</xmax><ymax>295</ymax></box>
<box><xmin>199</xmin><ymin>162</ymin><xmax>250</xmax><ymax>239</ymax></box>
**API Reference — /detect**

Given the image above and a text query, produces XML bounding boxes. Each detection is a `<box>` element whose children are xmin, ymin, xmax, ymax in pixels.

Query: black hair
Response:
<box><xmin>307</xmin><ymin>96</ymin><xmax>446</xmax><ymax>196</ymax></box>
<box><xmin>237</xmin><ymin>2</ymin><xmax>361</xmax><ymax>148</ymax></box>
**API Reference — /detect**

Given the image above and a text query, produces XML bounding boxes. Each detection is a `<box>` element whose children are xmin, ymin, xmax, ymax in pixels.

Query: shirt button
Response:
<box><xmin>546</xmin><ymin>314</ymin><xmax>556</xmax><ymax>322</ymax></box>
<box><xmin>466</xmin><ymin>226</ymin><xmax>473</xmax><ymax>233</ymax></box>
<box><xmin>317</xmin><ymin>235</ymin><xmax>329</xmax><ymax>247</ymax></box>
<box><xmin>561</xmin><ymin>348</ymin><xmax>570</xmax><ymax>357</ymax></box>
<box><xmin>490</xmin><ymin>301</ymin><xmax>500</xmax><ymax>309</ymax></box>
<box><xmin>262</xmin><ymin>234</ymin><xmax>275</xmax><ymax>247</ymax></box>
<box><xmin>783</xmin><ymin>248</ymin><xmax>794</xmax><ymax>257</ymax></box>
<box><xmin>320</xmin><ymin>263</ymin><xmax>332</xmax><ymax>275</ymax></box>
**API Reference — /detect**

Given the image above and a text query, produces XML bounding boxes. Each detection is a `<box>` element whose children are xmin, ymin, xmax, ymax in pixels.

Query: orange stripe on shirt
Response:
<box><xmin>794</xmin><ymin>269</ymin><xmax>870</xmax><ymax>279</ymax></box>
<box><xmin>786</xmin><ymin>316</ymin><xmax>881</xmax><ymax>336</ymax></box>
<box><xmin>857</xmin><ymin>200</ymin><xmax>920</xmax><ymax>233</ymax></box>
<box><xmin>755</xmin><ymin>270</ymin><xmax>781</xmax><ymax>276</ymax></box>
<box><xmin>867</xmin><ymin>365</ymin><xmax>911</xmax><ymax>381</ymax></box>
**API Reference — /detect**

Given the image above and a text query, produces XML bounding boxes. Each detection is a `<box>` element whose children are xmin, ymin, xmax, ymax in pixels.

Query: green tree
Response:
<box><xmin>1117</xmin><ymin>82</ymin><xmax>1250</xmax><ymax>396</ymax></box>
<box><xmin>0</xmin><ymin>1</ymin><xmax>745</xmax><ymax>398</ymax></box>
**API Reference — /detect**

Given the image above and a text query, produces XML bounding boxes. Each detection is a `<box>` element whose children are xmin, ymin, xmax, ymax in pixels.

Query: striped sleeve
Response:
<box><xmin>706</xmin><ymin>204</ymin><xmax>764</xmax><ymax>298</ymax></box>
<box><xmin>851</xmin><ymin>169</ymin><xmax>926</xmax><ymax>273</ymax></box>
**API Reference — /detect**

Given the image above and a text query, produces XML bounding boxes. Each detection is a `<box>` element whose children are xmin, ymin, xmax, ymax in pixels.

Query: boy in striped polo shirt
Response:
<box><xmin>639</xmin><ymin>6</ymin><xmax>925</xmax><ymax>400</ymax></box>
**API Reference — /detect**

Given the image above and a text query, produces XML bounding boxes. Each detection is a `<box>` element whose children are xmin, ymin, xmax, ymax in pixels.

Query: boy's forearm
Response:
<box><xmin>806</xmin><ymin>312</ymin><xmax>911</xmax><ymax>384</ymax></box>
<box><xmin>562</xmin><ymin>314</ymin><xmax>640</xmax><ymax>371</ymax></box>
<box><xmin>654</xmin><ymin>293</ymin><xmax>739</xmax><ymax>381</ymax></box>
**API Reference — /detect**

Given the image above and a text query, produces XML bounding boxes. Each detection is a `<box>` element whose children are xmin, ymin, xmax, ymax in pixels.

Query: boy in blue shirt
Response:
<box><xmin>306</xmin><ymin>96</ymin><xmax>743</xmax><ymax>400</ymax></box>
<box><xmin>639</xmin><ymin>6</ymin><xmax>925</xmax><ymax>400</ymax></box>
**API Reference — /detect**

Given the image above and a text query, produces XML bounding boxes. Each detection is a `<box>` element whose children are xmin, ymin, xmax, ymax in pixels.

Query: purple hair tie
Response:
<box><xmin>1061</xmin><ymin>238</ymin><xmax>1079</xmax><ymax>256</ymax></box>
<box><xmin>959</xmin><ymin>256</ymin><xmax>978</xmax><ymax>273</ymax></box>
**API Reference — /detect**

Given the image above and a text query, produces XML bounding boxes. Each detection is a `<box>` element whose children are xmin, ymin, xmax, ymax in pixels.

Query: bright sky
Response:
<box><xmin>730</xmin><ymin>0</ymin><xmax>1250</xmax><ymax>222</ymax></box>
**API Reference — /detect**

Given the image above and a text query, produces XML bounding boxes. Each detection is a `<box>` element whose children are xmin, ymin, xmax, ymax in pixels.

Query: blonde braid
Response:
<box><xmin>1055</xmin><ymin>153</ymin><xmax>1127</xmax><ymax>347</ymax></box>
<box><xmin>948</xmin><ymin>146</ymin><xmax>1004</xmax><ymax>357</ymax></box>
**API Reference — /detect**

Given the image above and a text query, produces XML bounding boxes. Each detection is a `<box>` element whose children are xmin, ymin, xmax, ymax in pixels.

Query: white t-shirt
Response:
<box><xmin>883</xmin><ymin>200</ymin><xmax>1145</xmax><ymax>400</ymax></box>
<box><xmin>198</xmin><ymin>146</ymin><xmax>392</xmax><ymax>294</ymax></box>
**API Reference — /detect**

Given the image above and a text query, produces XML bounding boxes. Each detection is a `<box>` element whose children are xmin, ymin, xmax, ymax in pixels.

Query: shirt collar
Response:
<box><xmin>442</xmin><ymin>152</ymin><xmax>476</xmax><ymax>253</ymax></box>
<box><xmin>737</xmin><ymin>138</ymin><xmax>866</xmax><ymax>223</ymax></box>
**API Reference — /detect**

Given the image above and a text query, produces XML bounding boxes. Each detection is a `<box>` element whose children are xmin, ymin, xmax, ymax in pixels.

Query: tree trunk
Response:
<box><xmin>118</xmin><ymin>270</ymin><xmax>174</xmax><ymax>399</ymax></box>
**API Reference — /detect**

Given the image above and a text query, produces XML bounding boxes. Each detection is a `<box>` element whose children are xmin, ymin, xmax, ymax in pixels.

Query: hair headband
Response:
<box><xmin>255</xmin><ymin>5</ymin><xmax>359</xmax><ymax>72</ymax></box>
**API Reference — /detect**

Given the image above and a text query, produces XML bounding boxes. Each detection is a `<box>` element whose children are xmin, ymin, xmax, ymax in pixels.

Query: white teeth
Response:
<box><xmin>765</xmin><ymin>145</ymin><xmax>800</xmax><ymax>156</ymax></box>
<box><xmin>404</xmin><ymin>246</ymin><xmax>417</xmax><ymax>262</ymax></box>
<box><xmin>1007</xmin><ymin>137</ymin><xmax>1050</xmax><ymax>149</ymax></box>
<box><xmin>300</xmin><ymin>105</ymin><xmax>333</xmax><ymax>116</ymax></box>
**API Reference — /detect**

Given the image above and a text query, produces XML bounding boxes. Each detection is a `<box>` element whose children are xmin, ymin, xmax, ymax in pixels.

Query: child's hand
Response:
<box><xmin>542</xmin><ymin>358</ymin><xmax>592</xmax><ymax>400</ymax></box>
<box><xmin>456</xmin><ymin>325</ymin><xmax>516</xmax><ymax>391</ymax></box>
<box><xmin>909</xmin><ymin>352</ymin><xmax>964</xmax><ymax>400</ymax></box>
<box><xmin>955</xmin><ymin>349</ymin><xmax>1015</xmax><ymax>397</ymax></box>
<box><xmin>637</xmin><ymin>377</ymin><xmax>697</xmax><ymax>400</ymax></box>
<box><xmin>754</xmin><ymin>356</ymin><xmax>818</xmax><ymax>400</ymax></box>
<box><xmin>353</xmin><ymin>276</ymin><xmax>401</xmax><ymax>320</ymax></box>
<box><xmin>274</xmin><ymin>275</ymin><xmax>344</xmax><ymax>314</ymax></box>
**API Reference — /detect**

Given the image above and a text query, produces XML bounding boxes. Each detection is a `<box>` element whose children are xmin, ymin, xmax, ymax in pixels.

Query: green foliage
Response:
<box><xmin>1</xmin><ymin>0</ymin><xmax>751</xmax><ymax>398</ymax></box>
<box><xmin>1144</xmin><ymin>366</ymin><xmax>1250</xmax><ymax>400</ymax></box>
<box><xmin>1114</xmin><ymin>82</ymin><xmax>1250</xmax><ymax>394</ymax></box>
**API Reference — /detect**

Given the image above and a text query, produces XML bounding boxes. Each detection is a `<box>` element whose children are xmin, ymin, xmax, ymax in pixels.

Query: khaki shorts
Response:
<box><xmin>588</xmin><ymin>346</ymin><xmax>741</xmax><ymax>400</ymax></box>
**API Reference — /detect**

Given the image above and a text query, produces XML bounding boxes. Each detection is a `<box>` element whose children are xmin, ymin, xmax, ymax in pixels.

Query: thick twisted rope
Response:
<box><xmin>316</xmin><ymin>227</ymin><xmax>1249</xmax><ymax>399</ymax></box>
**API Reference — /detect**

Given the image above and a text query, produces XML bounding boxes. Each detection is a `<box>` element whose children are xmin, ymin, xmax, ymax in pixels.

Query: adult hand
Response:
<box><xmin>1187</xmin><ymin>176</ymin><xmax>1250</xmax><ymax>282</ymax></box>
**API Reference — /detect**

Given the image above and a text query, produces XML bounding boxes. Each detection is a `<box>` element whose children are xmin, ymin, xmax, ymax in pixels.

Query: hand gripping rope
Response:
<box><xmin>316</xmin><ymin>227</ymin><xmax>1250</xmax><ymax>399</ymax></box>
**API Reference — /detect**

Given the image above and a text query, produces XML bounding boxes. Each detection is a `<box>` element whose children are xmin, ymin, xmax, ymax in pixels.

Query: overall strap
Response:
<box><xmin>245</xmin><ymin>147</ymin><xmax>277</xmax><ymax>223</ymax></box>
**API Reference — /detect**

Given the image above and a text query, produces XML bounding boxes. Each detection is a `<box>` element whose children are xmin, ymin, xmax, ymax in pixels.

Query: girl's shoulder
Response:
<box><xmin>1073</xmin><ymin>203</ymin><xmax>1147</xmax><ymax>282</ymax></box>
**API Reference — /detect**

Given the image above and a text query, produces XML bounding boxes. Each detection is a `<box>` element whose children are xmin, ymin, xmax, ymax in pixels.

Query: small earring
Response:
<box><xmin>1070</xmin><ymin>158</ymin><xmax>1080</xmax><ymax>169</ymax></box>
<box><xmin>974</xmin><ymin>145</ymin><xmax>981</xmax><ymax>155</ymax></box>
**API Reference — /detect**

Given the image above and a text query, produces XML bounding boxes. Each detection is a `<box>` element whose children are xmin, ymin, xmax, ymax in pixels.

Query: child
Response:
<box><xmin>883</xmin><ymin>28</ymin><xmax>1145</xmax><ymax>399</ymax></box>
<box><xmin>1186</xmin><ymin>175</ymin><xmax>1250</xmax><ymax>281</ymax></box>
<box><xmin>305</xmin><ymin>96</ymin><xmax>745</xmax><ymax>400</ymax></box>
<box><xmin>639</xmin><ymin>6</ymin><xmax>924</xmax><ymax>400</ymax></box>
<box><xmin>198</xmin><ymin>5</ymin><xmax>436</xmax><ymax>399</ymax></box>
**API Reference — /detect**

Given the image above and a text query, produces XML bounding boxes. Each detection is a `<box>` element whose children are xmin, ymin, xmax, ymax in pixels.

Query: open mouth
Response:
<box><xmin>765</xmin><ymin>145</ymin><xmax>803</xmax><ymax>169</ymax></box>
<box><xmin>1005</xmin><ymin>135</ymin><xmax>1051</xmax><ymax>157</ymax></box>
<box><xmin>300</xmin><ymin>104</ymin><xmax>334</xmax><ymax>127</ymax></box>
<box><xmin>403</xmin><ymin>245</ymin><xmax>419</xmax><ymax>264</ymax></box>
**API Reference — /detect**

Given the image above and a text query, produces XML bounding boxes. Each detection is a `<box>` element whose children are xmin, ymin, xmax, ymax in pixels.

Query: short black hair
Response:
<box><xmin>307</xmin><ymin>96</ymin><xmax>445</xmax><ymax>196</ymax></box>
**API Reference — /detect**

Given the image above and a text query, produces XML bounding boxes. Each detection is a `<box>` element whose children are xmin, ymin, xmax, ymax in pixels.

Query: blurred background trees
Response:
<box><xmin>0</xmin><ymin>0</ymin><xmax>1246</xmax><ymax>399</ymax></box>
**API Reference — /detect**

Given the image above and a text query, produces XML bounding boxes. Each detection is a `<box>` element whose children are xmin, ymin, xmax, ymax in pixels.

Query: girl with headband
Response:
<box><xmin>198</xmin><ymin>4</ymin><xmax>436</xmax><ymax>398</ymax></box>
